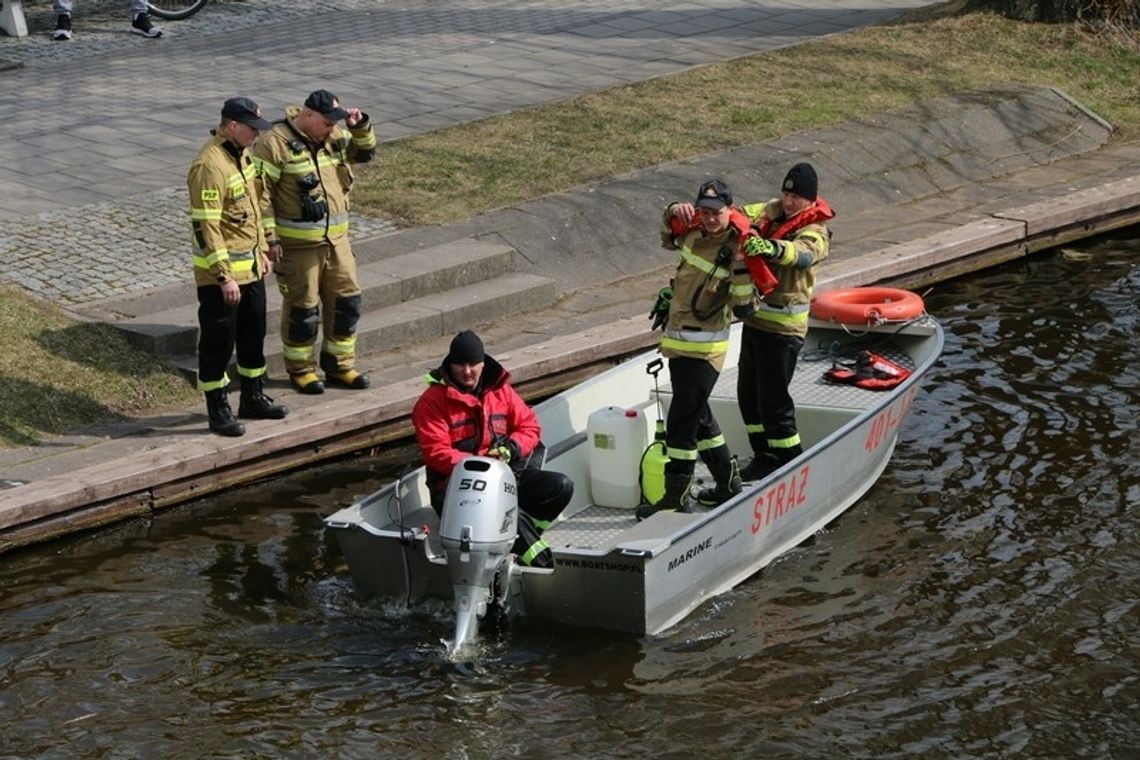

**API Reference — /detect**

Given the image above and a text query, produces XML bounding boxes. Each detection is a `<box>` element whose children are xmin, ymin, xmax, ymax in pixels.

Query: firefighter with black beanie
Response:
<box><xmin>736</xmin><ymin>162</ymin><xmax>835</xmax><ymax>479</ymax></box>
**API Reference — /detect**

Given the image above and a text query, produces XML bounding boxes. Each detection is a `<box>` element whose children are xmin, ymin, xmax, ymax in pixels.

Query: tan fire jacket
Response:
<box><xmin>252</xmin><ymin>105</ymin><xmax>377</xmax><ymax>249</ymax></box>
<box><xmin>659</xmin><ymin>206</ymin><xmax>755</xmax><ymax>371</ymax></box>
<box><xmin>187</xmin><ymin>133</ymin><xmax>269</xmax><ymax>287</ymax></box>
<box><xmin>740</xmin><ymin>197</ymin><xmax>833</xmax><ymax>338</ymax></box>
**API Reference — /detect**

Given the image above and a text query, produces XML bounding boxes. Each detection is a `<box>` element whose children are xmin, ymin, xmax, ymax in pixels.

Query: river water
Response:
<box><xmin>2</xmin><ymin>233</ymin><xmax>1137</xmax><ymax>758</ymax></box>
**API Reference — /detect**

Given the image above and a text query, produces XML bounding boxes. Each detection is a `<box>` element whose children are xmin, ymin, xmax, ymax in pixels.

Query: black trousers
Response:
<box><xmin>737</xmin><ymin>325</ymin><xmax>803</xmax><ymax>450</ymax></box>
<box><xmin>665</xmin><ymin>356</ymin><xmax>722</xmax><ymax>477</ymax></box>
<box><xmin>516</xmin><ymin>467</ymin><xmax>573</xmax><ymax>528</ymax></box>
<box><xmin>197</xmin><ymin>279</ymin><xmax>268</xmax><ymax>384</ymax></box>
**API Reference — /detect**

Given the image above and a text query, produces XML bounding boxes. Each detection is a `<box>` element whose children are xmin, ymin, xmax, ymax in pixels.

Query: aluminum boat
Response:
<box><xmin>325</xmin><ymin>308</ymin><xmax>943</xmax><ymax>644</ymax></box>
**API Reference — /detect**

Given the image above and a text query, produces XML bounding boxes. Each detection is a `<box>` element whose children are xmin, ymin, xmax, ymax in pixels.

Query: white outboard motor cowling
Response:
<box><xmin>438</xmin><ymin>456</ymin><xmax>519</xmax><ymax>654</ymax></box>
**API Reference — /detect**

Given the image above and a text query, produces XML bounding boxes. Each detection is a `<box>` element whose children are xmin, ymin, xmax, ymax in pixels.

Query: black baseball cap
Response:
<box><xmin>221</xmin><ymin>97</ymin><xmax>271</xmax><ymax>130</ymax></box>
<box><xmin>304</xmin><ymin>89</ymin><xmax>349</xmax><ymax>121</ymax></box>
<box><xmin>694</xmin><ymin>179</ymin><xmax>733</xmax><ymax>210</ymax></box>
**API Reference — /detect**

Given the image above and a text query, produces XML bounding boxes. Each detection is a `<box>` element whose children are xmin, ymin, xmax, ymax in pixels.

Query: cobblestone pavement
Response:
<box><xmin>0</xmin><ymin>185</ymin><xmax>397</xmax><ymax>305</ymax></box>
<box><xmin>1</xmin><ymin>0</ymin><xmax>943</xmax><ymax>307</ymax></box>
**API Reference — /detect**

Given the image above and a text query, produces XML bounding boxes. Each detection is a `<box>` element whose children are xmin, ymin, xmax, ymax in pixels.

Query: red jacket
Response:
<box><xmin>411</xmin><ymin>355</ymin><xmax>543</xmax><ymax>504</ymax></box>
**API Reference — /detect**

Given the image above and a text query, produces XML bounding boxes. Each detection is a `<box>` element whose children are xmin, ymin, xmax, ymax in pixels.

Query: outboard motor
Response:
<box><xmin>438</xmin><ymin>456</ymin><xmax>519</xmax><ymax>655</ymax></box>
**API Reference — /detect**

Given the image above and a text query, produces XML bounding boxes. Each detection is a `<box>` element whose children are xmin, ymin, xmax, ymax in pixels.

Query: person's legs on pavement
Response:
<box><xmin>130</xmin><ymin>0</ymin><xmax>162</xmax><ymax>37</ymax></box>
<box><xmin>51</xmin><ymin>0</ymin><xmax>73</xmax><ymax>40</ymax></box>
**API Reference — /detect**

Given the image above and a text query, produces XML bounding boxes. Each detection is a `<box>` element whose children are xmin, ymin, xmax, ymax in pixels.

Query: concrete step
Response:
<box><xmin>114</xmin><ymin>238</ymin><xmax>518</xmax><ymax>357</ymax></box>
<box><xmin>171</xmin><ymin>271</ymin><xmax>558</xmax><ymax>381</ymax></box>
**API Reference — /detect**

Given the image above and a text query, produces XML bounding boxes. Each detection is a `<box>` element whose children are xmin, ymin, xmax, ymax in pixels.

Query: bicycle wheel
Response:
<box><xmin>147</xmin><ymin>0</ymin><xmax>208</xmax><ymax>20</ymax></box>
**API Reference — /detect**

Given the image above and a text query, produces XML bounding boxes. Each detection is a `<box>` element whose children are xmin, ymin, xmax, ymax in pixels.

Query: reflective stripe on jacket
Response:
<box><xmin>186</xmin><ymin>133</ymin><xmax>268</xmax><ymax>287</ymax></box>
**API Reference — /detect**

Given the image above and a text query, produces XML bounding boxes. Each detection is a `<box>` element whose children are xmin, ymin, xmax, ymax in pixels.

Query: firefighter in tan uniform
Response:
<box><xmin>252</xmin><ymin>89</ymin><xmax>377</xmax><ymax>394</ymax></box>
<box><xmin>637</xmin><ymin>179</ymin><xmax>756</xmax><ymax>520</ymax></box>
<box><xmin>187</xmin><ymin>97</ymin><xmax>288</xmax><ymax>437</ymax></box>
<box><xmin>666</xmin><ymin>165</ymin><xmax>834</xmax><ymax>481</ymax></box>
<box><xmin>736</xmin><ymin>162</ymin><xmax>833</xmax><ymax>479</ymax></box>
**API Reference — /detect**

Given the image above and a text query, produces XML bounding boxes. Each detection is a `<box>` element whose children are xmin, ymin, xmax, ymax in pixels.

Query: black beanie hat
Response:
<box><xmin>447</xmin><ymin>330</ymin><xmax>485</xmax><ymax>364</ymax></box>
<box><xmin>782</xmin><ymin>162</ymin><xmax>818</xmax><ymax>201</ymax></box>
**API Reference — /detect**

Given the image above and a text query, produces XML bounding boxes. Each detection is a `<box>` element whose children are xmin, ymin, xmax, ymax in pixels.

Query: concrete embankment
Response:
<box><xmin>1</xmin><ymin>85</ymin><xmax>1139</xmax><ymax>554</ymax></box>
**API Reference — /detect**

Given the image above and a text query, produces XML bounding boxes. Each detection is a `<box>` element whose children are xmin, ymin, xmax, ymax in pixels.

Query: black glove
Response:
<box><xmin>649</xmin><ymin>286</ymin><xmax>672</xmax><ymax>330</ymax></box>
<box><xmin>300</xmin><ymin>194</ymin><xmax>328</xmax><ymax>222</ymax></box>
<box><xmin>503</xmin><ymin>438</ymin><xmax>523</xmax><ymax>465</ymax></box>
<box><xmin>732</xmin><ymin>302</ymin><xmax>756</xmax><ymax>320</ymax></box>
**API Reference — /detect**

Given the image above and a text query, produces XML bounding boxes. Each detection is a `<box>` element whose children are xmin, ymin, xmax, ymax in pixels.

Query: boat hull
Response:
<box><xmin>325</xmin><ymin>316</ymin><xmax>943</xmax><ymax>636</ymax></box>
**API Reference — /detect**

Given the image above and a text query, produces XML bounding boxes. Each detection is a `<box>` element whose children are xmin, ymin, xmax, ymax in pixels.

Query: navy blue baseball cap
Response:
<box><xmin>304</xmin><ymin>89</ymin><xmax>349</xmax><ymax>121</ymax></box>
<box><xmin>694</xmin><ymin>179</ymin><xmax>733</xmax><ymax>210</ymax></box>
<box><xmin>221</xmin><ymin>97</ymin><xmax>271</xmax><ymax>130</ymax></box>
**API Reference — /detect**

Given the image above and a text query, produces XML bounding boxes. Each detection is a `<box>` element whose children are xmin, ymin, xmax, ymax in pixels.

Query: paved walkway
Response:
<box><xmin>1</xmin><ymin>0</ymin><xmax>942</xmax><ymax>305</ymax></box>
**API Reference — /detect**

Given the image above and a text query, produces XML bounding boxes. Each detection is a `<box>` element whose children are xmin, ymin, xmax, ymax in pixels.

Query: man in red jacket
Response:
<box><xmin>412</xmin><ymin>330</ymin><xmax>573</xmax><ymax>568</ymax></box>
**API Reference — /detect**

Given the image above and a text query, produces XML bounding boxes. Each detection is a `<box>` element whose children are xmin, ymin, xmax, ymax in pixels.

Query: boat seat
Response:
<box><xmin>0</xmin><ymin>0</ymin><xmax>28</xmax><ymax>37</ymax></box>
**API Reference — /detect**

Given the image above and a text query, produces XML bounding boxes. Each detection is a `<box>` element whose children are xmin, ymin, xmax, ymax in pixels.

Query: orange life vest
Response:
<box><xmin>823</xmin><ymin>350</ymin><xmax>911</xmax><ymax>391</ymax></box>
<box><xmin>670</xmin><ymin>209</ymin><xmax>779</xmax><ymax>296</ymax></box>
<box><xmin>756</xmin><ymin>197</ymin><xmax>836</xmax><ymax>241</ymax></box>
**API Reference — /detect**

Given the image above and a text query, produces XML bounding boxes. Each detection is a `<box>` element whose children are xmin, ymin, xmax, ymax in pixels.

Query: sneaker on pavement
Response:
<box><xmin>130</xmin><ymin>13</ymin><xmax>163</xmax><ymax>38</ymax></box>
<box><xmin>52</xmin><ymin>14</ymin><xmax>72</xmax><ymax>41</ymax></box>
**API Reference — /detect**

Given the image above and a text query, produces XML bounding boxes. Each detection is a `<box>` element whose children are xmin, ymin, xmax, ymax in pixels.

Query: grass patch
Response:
<box><xmin>0</xmin><ymin>286</ymin><xmax>198</xmax><ymax>448</ymax></box>
<box><xmin>352</xmin><ymin>10</ymin><xmax>1140</xmax><ymax>226</ymax></box>
<box><xmin>3</xmin><ymin>7</ymin><xmax>1137</xmax><ymax>448</ymax></box>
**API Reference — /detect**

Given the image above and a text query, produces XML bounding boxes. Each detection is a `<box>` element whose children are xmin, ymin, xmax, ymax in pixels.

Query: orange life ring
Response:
<box><xmin>811</xmin><ymin>287</ymin><xmax>924</xmax><ymax>325</ymax></box>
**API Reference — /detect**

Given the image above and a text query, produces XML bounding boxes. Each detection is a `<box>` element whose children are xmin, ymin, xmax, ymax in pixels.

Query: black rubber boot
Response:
<box><xmin>238</xmin><ymin>376</ymin><xmax>289</xmax><ymax>420</ymax></box>
<box><xmin>636</xmin><ymin>471</ymin><xmax>692</xmax><ymax>521</ymax></box>
<box><xmin>696</xmin><ymin>454</ymin><xmax>743</xmax><ymax>507</ymax></box>
<box><xmin>741</xmin><ymin>443</ymin><xmax>803</xmax><ymax>480</ymax></box>
<box><xmin>739</xmin><ymin>434</ymin><xmax>773</xmax><ymax>481</ymax></box>
<box><xmin>746</xmin><ymin>432</ymin><xmax>769</xmax><ymax>459</ymax></box>
<box><xmin>739</xmin><ymin>454</ymin><xmax>777</xmax><ymax>481</ymax></box>
<box><xmin>771</xmin><ymin>444</ymin><xmax>805</xmax><ymax>471</ymax></box>
<box><xmin>206</xmin><ymin>389</ymin><xmax>245</xmax><ymax>437</ymax></box>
